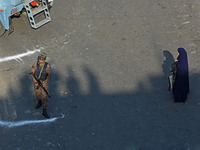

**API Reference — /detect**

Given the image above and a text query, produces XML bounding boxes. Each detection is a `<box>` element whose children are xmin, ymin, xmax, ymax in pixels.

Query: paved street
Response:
<box><xmin>1</xmin><ymin>0</ymin><xmax>200</xmax><ymax>149</ymax></box>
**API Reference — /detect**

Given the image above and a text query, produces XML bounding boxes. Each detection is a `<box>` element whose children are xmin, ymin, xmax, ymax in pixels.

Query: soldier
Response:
<box><xmin>30</xmin><ymin>52</ymin><xmax>51</xmax><ymax>118</ymax></box>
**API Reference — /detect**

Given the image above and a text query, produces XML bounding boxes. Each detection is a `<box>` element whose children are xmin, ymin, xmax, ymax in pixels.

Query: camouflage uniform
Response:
<box><xmin>30</xmin><ymin>53</ymin><xmax>51</xmax><ymax>118</ymax></box>
<box><xmin>30</xmin><ymin>63</ymin><xmax>51</xmax><ymax>108</ymax></box>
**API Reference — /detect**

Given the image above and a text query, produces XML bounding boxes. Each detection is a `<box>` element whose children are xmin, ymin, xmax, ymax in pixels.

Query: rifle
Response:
<box><xmin>30</xmin><ymin>73</ymin><xmax>51</xmax><ymax>98</ymax></box>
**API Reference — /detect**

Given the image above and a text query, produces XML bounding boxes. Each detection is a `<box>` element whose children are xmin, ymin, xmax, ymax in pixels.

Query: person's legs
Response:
<box><xmin>41</xmin><ymin>85</ymin><xmax>50</xmax><ymax>119</ymax></box>
<box><xmin>35</xmin><ymin>84</ymin><xmax>42</xmax><ymax>109</ymax></box>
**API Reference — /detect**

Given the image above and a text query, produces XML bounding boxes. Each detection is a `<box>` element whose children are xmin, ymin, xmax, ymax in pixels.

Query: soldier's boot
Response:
<box><xmin>35</xmin><ymin>100</ymin><xmax>42</xmax><ymax>109</ymax></box>
<box><xmin>43</xmin><ymin>109</ymin><xmax>50</xmax><ymax>119</ymax></box>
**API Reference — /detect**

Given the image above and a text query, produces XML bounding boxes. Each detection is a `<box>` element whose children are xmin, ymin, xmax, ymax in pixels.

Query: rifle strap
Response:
<box><xmin>37</xmin><ymin>62</ymin><xmax>46</xmax><ymax>80</ymax></box>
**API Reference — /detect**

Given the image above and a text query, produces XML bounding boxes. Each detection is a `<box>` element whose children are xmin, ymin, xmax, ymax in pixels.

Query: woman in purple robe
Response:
<box><xmin>173</xmin><ymin>48</ymin><xmax>189</xmax><ymax>103</ymax></box>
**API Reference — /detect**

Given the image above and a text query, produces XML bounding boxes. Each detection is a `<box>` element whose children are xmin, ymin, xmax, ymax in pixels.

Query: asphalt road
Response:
<box><xmin>1</xmin><ymin>0</ymin><xmax>200</xmax><ymax>150</ymax></box>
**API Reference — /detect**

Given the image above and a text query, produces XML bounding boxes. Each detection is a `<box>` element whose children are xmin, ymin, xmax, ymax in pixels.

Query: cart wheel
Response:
<box><xmin>0</xmin><ymin>22</ymin><xmax>6</xmax><ymax>37</ymax></box>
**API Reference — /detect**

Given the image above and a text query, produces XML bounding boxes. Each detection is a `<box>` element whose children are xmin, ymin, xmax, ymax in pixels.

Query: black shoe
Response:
<box><xmin>35</xmin><ymin>100</ymin><xmax>42</xmax><ymax>109</ymax></box>
<box><xmin>43</xmin><ymin>109</ymin><xmax>50</xmax><ymax>119</ymax></box>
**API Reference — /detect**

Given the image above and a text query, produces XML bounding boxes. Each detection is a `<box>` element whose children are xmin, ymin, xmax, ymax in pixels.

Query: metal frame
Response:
<box><xmin>0</xmin><ymin>0</ymin><xmax>54</xmax><ymax>32</ymax></box>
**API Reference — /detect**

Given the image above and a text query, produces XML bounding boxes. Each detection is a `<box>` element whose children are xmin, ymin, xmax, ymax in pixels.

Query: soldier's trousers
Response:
<box><xmin>34</xmin><ymin>82</ymin><xmax>48</xmax><ymax>109</ymax></box>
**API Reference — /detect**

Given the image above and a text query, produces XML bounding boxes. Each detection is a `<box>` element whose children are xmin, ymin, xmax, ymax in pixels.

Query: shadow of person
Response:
<box><xmin>83</xmin><ymin>65</ymin><xmax>101</xmax><ymax>96</ymax></box>
<box><xmin>162</xmin><ymin>50</ymin><xmax>174</xmax><ymax>77</ymax></box>
<box><xmin>2</xmin><ymin>63</ymin><xmax>200</xmax><ymax>150</ymax></box>
<box><xmin>66</xmin><ymin>67</ymin><xmax>81</xmax><ymax>96</ymax></box>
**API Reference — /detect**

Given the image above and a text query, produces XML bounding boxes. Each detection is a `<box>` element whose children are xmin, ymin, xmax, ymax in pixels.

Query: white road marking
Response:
<box><xmin>0</xmin><ymin>49</ymin><xmax>41</xmax><ymax>63</ymax></box>
<box><xmin>0</xmin><ymin>114</ymin><xmax>65</xmax><ymax>128</ymax></box>
<box><xmin>182</xmin><ymin>21</ymin><xmax>190</xmax><ymax>25</ymax></box>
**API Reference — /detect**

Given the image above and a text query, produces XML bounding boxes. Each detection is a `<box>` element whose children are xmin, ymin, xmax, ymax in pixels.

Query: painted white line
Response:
<box><xmin>0</xmin><ymin>49</ymin><xmax>41</xmax><ymax>63</ymax></box>
<box><xmin>182</xmin><ymin>21</ymin><xmax>190</xmax><ymax>25</ymax></box>
<box><xmin>0</xmin><ymin>114</ymin><xmax>65</xmax><ymax>128</ymax></box>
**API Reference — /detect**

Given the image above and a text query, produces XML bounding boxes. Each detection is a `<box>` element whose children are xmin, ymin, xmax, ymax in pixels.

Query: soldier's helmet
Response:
<box><xmin>38</xmin><ymin>52</ymin><xmax>47</xmax><ymax>61</ymax></box>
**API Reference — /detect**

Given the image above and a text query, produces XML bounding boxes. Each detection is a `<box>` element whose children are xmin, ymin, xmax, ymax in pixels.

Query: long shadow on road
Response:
<box><xmin>0</xmin><ymin>63</ymin><xmax>200</xmax><ymax>150</ymax></box>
